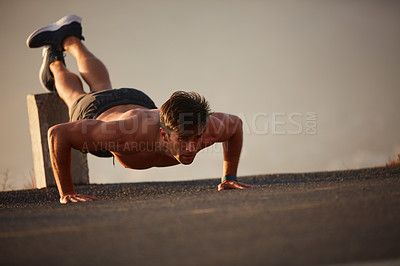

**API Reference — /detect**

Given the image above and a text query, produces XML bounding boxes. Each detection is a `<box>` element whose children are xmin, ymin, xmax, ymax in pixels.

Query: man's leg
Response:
<box><xmin>62</xmin><ymin>36</ymin><xmax>112</xmax><ymax>93</ymax></box>
<box><xmin>27</xmin><ymin>15</ymin><xmax>112</xmax><ymax>108</ymax></box>
<box><xmin>49</xmin><ymin>61</ymin><xmax>86</xmax><ymax>109</ymax></box>
<box><xmin>49</xmin><ymin>36</ymin><xmax>113</xmax><ymax>109</ymax></box>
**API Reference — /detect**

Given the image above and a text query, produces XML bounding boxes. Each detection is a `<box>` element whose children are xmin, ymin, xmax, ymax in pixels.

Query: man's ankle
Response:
<box><xmin>62</xmin><ymin>36</ymin><xmax>81</xmax><ymax>50</ymax></box>
<box><xmin>49</xmin><ymin>60</ymin><xmax>65</xmax><ymax>74</ymax></box>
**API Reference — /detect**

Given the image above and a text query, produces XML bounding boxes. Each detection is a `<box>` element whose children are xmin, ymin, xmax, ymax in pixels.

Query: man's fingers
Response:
<box><xmin>85</xmin><ymin>195</ymin><xmax>101</xmax><ymax>201</ymax></box>
<box><xmin>75</xmin><ymin>194</ymin><xmax>101</xmax><ymax>202</ymax></box>
<box><xmin>60</xmin><ymin>194</ymin><xmax>101</xmax><ymax>204</ymax></box>
<box><xmin>237</xmin><ymin>182</ymin><xmax>260</xmax><ymax>188</ymax></box>
<box><xmin>218</xmin><ymin>180</ymin><xmax>260</xmax><ymax>191</ymax></box>
<box><xmin>75</xmin><ymin>195</ymin><xmax>93</xmax><ymax>201</ymax></box>
<box><xmin>69</xmin><ymin>196</ymin><xmax>79</xmax><ymax>203</ymax></box>
<box><xmin>218</xmin><ymin>182</ymin><xmax>244</xmax><ymax>191</ymax></box>
<box><xmin>232</xmin><ymin>183</ymin><xmax>245</xmax><ymax>189</ymax></box>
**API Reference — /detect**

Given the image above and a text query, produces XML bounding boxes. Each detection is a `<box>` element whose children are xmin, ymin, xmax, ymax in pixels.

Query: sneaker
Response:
<box><xmin>40</xmin><ymin>47</ymin><xmax>65</xmax><ymax>91</ymax></box>
<box><xmin>27</xmin><ymin>14</ymin><xmax>84</xmax><ymax>50</ymax></box>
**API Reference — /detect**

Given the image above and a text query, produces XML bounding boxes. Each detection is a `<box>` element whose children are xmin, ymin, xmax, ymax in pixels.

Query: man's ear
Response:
<box><xmin>160</xmin><ymin>127</ymin><xmax>169</xmax><ymax>141</ymax></box>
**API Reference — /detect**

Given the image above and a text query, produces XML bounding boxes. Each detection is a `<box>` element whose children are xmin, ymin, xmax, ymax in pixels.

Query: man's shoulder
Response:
<box><xmin>208</xmin><ymin>112</ymin><xmax>237</xmax><ymax>127</ymax></box>
<box><xmin>205</xmin><ymin>113</ymin><xmax>230</xmax><ymax>138</ymax></box>
<box><xmin>204</xmin><ymin>112</ymin><xmax>242</xmax><ymax>141</ymax></box>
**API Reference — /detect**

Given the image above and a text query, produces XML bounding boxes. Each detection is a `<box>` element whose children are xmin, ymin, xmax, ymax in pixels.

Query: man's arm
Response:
<box><xmin>207</xmin><ymin>113</ymin><xmax>258</xmax><ymax>191</ymax></box>
<box><xmin>48</xmin><ymin>119</ymin><xmax>131</xmax><ymax>203</ymax></box>
<box><xmin>221</xmin><ymin>114</ymin><xmax>242</xmax><ymax>178</ymax></box>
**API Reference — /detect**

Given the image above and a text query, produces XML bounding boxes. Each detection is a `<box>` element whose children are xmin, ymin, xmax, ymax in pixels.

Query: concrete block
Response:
<box><xmin>27</xmin><ymin>92</ymin><xmax>89</xmax><ymax>188</ymax></box>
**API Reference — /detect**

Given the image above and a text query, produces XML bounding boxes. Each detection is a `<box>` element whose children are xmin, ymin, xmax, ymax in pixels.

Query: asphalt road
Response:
<box><xmin>1</xmin><ymin>166</ymin><xmax>399</xmax><ymax>266</ymax></box>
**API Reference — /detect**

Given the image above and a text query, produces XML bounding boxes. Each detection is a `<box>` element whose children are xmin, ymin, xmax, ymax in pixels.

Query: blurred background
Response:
<box><xmin>1</xmin><ymin>0</ymin><xmax>399</xmax><ymax>191</ymax></box>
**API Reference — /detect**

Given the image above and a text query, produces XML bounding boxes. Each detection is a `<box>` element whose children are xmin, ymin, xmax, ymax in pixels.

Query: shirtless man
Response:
<box><xmin>27</xmin><ymin>15</ymin><xmax>256</xmax><ymax>204</ymax></box>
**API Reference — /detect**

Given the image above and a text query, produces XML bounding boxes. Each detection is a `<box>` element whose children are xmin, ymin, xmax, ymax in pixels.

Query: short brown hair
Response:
<box><xmin>160</xmin><ymin>91</ymin><xmax>211</xmax><ymax>134</ymax></box>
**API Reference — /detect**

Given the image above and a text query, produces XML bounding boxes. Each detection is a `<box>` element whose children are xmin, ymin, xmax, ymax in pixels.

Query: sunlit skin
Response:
<box><xmin>42</xmin><ymin>36</ymin><xmax>259</xmax><ymax>204</ymax></box>
<box><xmin>162</xmin><ymin>128</ymin><xmax>205</xmax><ymax>165</ymax></box>
<box><xmin>49</xmin><ymin>108</ymin><xmax>258</xmax><ymax>203</ymax></box>
<box><xmin>161</xmin><ymin>129</ymin><xmax>257</xmax><ymax>191</ymax></box>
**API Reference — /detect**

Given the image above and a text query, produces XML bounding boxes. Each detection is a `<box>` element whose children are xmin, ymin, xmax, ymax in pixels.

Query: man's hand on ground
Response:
<box><xmin>60</xmin><ymin>193</ymin><xmax>100</xmax><ymax>204</ymax></box>
<box><xmin>218</xmin><ymin>180</ymin><xmax>260</xmax><ymax>191</ymax></box>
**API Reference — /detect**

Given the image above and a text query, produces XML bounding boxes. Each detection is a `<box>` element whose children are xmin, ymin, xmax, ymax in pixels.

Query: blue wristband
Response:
<box><xmin>222</xmin><ymin>175</ymin><xmax>238</xmax><ymax>182</ymax></box>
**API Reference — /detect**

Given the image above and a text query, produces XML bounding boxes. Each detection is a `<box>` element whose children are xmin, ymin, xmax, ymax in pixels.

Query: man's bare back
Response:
<box><xmin>96</xmin><ymin>104</ymin><xmax>180</xmax><ymax>169</ymax></box>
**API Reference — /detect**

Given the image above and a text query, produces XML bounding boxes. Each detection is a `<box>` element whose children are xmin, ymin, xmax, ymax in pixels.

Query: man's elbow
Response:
<box><xmin>48</xmin><ymin>124</ymin><xmax>65</xmax><ymax>143</ymax></box>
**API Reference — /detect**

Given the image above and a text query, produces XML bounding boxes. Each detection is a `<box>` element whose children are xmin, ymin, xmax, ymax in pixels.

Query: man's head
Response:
<box><xmin>160</xmin><ymin>91</ymin><xmax>211</xmax><ymax>164</ymax></box>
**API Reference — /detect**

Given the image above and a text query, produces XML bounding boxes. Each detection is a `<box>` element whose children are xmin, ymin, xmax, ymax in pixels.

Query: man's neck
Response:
<box><xmin>157</xmin><ymin>133</ymin><xmax>175</xmax><ymax>158</ymax></box>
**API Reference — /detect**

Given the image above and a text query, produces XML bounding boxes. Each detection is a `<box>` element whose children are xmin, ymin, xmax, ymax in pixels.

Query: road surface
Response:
<box><xmin>1</xmin><ymin>166</ymin><xmax>399</xmax><ymax>265</ymax></box>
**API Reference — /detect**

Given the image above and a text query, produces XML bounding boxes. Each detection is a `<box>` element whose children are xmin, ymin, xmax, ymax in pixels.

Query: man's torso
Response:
<box><xmin>93</xmin><ymin>104</ymin><xmax>217</xmax><ymax>169</ymax></box>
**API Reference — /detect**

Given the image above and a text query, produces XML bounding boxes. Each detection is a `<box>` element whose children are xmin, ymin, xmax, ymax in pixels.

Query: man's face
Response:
<box><xmin>163</xmin><ymin>128</ymin><xmax>204</xmax><ymax>165</ymax></box>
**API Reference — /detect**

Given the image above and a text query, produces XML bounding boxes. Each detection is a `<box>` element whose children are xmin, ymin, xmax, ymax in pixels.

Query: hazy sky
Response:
<box><xmin>1</xmin><ymin>0</ymin><xmax>399</xmax><ymax>190</ymax></box>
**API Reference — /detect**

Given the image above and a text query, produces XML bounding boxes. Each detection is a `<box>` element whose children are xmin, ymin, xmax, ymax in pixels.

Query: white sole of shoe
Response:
<box><xmin>26</xmin><ymin>14</ymin><xmax>82</xmax><ymax>48</ymax></box>
<box><xmin>39</xmin><ymin>47</ymin><xmax>52</xmax><ymax>91</ymax></box>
